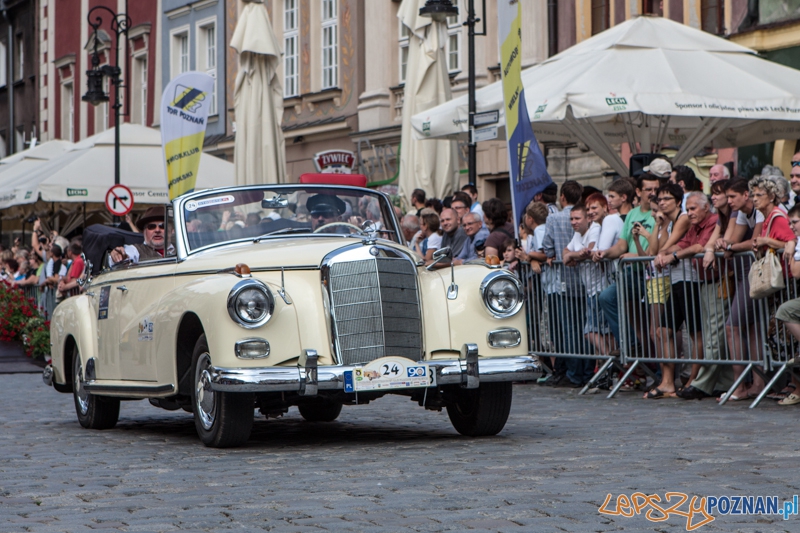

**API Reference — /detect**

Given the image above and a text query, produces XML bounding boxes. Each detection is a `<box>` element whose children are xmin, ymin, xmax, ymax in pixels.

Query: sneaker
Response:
<box><xmin>545</xmin><ymin>372</ymin><xmax>566</xmax><ymax>387</ymax></box>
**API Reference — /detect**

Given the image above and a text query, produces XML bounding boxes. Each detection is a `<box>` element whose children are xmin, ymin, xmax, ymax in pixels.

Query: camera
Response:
<box><xmin>38</xmin><ymin>235</ymin><xmax>48</xmax><ymax>244</ymax></box>
<box><xmin>25</xmin><ymin>215</ymin><xmax>37</xmax><ymax>224</ymax></box>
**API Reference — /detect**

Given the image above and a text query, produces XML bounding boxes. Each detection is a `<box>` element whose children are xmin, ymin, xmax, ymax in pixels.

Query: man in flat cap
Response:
<box><xmin>109</xmin><ymin>206</ymin><xmax>168</xmax><ymax>266</ymax></box>
<box><xmin>307</xmin><ymin>194</ymin><xmax>347</xmax><ymax>231</ymax></box>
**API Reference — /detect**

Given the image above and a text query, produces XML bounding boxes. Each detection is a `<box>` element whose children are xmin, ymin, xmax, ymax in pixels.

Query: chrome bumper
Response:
<box><xmin>210</xmin><ymin>346</ymin><xmax>541</xmax><ymax>394</ymax></box>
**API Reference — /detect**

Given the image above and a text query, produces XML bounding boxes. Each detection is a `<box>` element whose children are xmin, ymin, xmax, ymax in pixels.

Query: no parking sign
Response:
<box><xmin>105</xmin><ymin>184</ymin><xmax>134</xmax><ymax>217</ymax></box>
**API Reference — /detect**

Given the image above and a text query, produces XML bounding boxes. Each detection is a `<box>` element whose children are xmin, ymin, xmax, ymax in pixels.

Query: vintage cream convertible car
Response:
<box><xmin>43</xmin><ymin>185</ymin><xmax>538</xmax><ymax>447</ymax></box>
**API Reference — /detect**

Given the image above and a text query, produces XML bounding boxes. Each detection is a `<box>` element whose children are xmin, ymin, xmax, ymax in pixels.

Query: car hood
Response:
<box><xmin>182</xmin><ymin>236</ymin><xmax>415</xmax><ymax>271</ymax></box>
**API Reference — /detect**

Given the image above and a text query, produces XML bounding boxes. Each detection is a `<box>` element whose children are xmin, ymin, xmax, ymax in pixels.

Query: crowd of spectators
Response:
<box><xmin>400</xmin><ymin>153</ymin><xmax>800</xmax><ymax>405</ymax></box>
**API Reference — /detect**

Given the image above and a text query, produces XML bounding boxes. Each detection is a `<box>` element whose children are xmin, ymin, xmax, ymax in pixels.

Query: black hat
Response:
<box><xmin>136</xmin><ymin>206</ymin><xmax>166</xmax><ymax>231</ymax></box>
<box><xmin>306</xmin><ymin>194</ymin><xmax>346</xmax><ymax>217</ymax></box>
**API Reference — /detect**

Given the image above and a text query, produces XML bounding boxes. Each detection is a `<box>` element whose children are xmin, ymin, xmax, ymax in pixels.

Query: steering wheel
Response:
<box><xmin>313</xmin><ymin>222</ymin><xmax>363</xmax><ymax>234</ymax></box>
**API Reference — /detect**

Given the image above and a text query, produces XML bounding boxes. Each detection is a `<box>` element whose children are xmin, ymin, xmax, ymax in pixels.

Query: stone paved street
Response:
<box><xmin>1</xmin><ymin>373</ymin><xmax>799</xmax><ymax>533</ymax></box>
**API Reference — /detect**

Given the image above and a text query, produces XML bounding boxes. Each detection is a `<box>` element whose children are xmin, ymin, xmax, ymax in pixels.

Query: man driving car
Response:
<box><xmin>109</xmin><ymin>207</ymin><xmax>168</xmax><ymax>266</ymax></box>
<box><xmin>307</xmin><ymin>194</ymin><xmax>347</xmax><ymax>231</ymax></box>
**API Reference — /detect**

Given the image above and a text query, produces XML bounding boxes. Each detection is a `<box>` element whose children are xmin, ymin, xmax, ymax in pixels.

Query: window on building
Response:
<box><xmin>446</xmin><ymin>14</ymin><xmax>460</xmax><ymax>73</ymax></box>
<box><xmin>591</xmin><ymin>0</ymin><xmax>610</xmax><ymax>35</ymax></box>
<box><xmin>94</xmin><ymin>75</ymin><xmax>109</xmax><ymax>133</ymax></box>
<box><xmin>171</xmin><ymin>30</ymin><xmax>189</xmax><ymax>79</ymax></box>
<box><xmin>399</xmin><ymin>21</ymin><xmax>409</xmax><ymax>83</ymax></box>
<box><xmin>15</xmin><ymin>127</ymin><xmax>24</xmax><ymax>153</ymax></box>
<box><xmin>321</xmin><ymin>0</ymin><xmax>338</xmax><ymax>90</ymax></box>
<box><xmin>701</xmin><ymin>0</ymin><xmax>724</xmax><ymax>34</ymax></box>
<box><xmin>14</xmin><ymin>33</ymin><xmax>23</xmax><ymax>80</ymax></box>
<box><xmin>0</xmin><ymin>41</ymin><xmax>6</xmax><ymax>87</ymax></box>
<box><xmin>284</xmin><ymin>0</ymin><xmax>299</xmax><ymax>97</ymax></box>
<box><xmin>642</xmin><ymin>0</ymin><xmax>663</xmax><ymax>15</ymax></box>
<box><xmin>0</xmin><ymin>132</ymin><xmax>6</xmax><ymax>158</ymax></box>
<box><xmin>132</xmin><ymin>56</ymin><xmax>147</xmax><ymax>125</ymax></box>
<box><xmin>198</xmin><ymin>22</ymin><xmax>217</xmax><ymax>115</ymax></box>
<box><xmin>61</xmin><ymin>82</ymin><xmax>73</xmax><ymax>141</ymax></box>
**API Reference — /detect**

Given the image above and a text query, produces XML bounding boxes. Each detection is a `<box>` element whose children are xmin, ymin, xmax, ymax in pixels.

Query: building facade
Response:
<box><xmin>0</xmin><ymin>0</ymin><xmax>39</xmax><ymax>158</ymax></box>
<box><xmin>39</xmin><ymin>0</ymin><xmax>163</xmax><ymax>144</ymax></box>
<box><xmin>162</xmin><ymin>0</ymin><xmax>229</xmax><ymax>157</ymax></box>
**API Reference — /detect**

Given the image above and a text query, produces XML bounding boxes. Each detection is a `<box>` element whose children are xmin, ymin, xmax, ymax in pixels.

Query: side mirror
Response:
<box><xmin>432</xmin><ymin>246</ymin><xmax>451</xmax><ymax>260</ymax></box>
<box><xmin>77</xmin><ymin>253</ymin><xmax>93</xmax><ymax>287</ymax></box>
<box><xmin>262</xmin><ymin>196</ymin><xmax>289</xmax><ymax>209</ymax></box>
<box><xmin>426</xmin><ymin>246</ymin><xmax>452</xmax><ymax>271</ymax></box>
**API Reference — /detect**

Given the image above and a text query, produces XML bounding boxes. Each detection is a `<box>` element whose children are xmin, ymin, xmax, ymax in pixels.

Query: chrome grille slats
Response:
<box><xmin>327</xmin><ymin>252</ymin><xmax>422</xmax><ymax>365</ymax></box>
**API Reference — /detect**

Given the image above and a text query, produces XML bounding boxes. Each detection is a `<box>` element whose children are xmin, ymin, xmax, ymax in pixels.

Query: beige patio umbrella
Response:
<box><xmin>230</xmin><ymin>0</ymin><xmax>286</xmax><ymax>184</ymax></box>
<box><xmin>398</xmin><ymin>0</ymin><xmax>458</xmax><ymax>203</ymax></box>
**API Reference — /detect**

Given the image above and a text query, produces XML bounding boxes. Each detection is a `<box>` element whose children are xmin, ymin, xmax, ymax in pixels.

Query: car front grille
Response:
<box><xmin>327</xmin><ymin>256</ymin><xmax>422</xmax><ymax>365</ymax></box>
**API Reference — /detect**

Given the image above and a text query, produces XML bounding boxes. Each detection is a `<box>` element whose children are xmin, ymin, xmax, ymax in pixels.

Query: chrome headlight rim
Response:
<box><xmin>227</xmin><ymin>279</ymin><xmax>275</xmax><ymax>329</ymax></box>
<box><xmin>479</xmin><ymin>271</ymin><xmax>524</xmax><ymax>319</ymax></box>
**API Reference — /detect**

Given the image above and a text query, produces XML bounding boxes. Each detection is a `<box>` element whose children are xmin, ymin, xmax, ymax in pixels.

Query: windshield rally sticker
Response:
<box><xmin>97</xmin><ymin>286</ymin><xmax>110</xmax><ymax>320</ymax></box>
<box><xmin>138</xmin><ymin>317</ymin><xmax>154</xmax><ymax>342</ymax></box>
<box><xmin>185</xmin><ymin>195</ymin><xmax>235</xmax><ymax>212</ymax></box>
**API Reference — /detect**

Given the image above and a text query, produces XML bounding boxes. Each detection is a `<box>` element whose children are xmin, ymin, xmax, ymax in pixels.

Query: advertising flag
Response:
<box><xmin>161</xmin><ymin>72</ymin><xmax>215</xmax><ymax>200</ymax></box>
<box><xmin>497</xmin><ymin>1</ymin><xmax>553</xmax><ymax>233</ymax></box>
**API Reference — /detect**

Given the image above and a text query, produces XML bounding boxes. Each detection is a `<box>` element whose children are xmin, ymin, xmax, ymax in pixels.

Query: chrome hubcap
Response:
<box><xmin>74</xmin><ymin>361</ymin><xmax>89</xmax><ymax>415</ymax></box>
<box><xmin>195</xmin><ymin>352</ymin><xmax>216</xmax><ymax>430</ymax></box>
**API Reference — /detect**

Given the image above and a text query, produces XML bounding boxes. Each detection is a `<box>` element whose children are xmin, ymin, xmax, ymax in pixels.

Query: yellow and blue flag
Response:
<box><xmin>498</xmin><ymin>1</ymin><xmax>553</xmax><ymax>231</ymax></box>
<box><xmin>160</xmin><ymin>72</ymin><xmax>215</xmax><ymax>200</ymax></box>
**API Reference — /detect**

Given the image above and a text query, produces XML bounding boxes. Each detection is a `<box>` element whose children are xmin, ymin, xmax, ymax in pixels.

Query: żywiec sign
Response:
<box><xmin>314</xmin><ymin>150</ymin><xmax>356</xmax><ymax>174</ymax></box>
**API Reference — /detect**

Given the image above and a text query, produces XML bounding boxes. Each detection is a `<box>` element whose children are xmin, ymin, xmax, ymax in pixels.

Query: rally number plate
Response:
<box><xmin>344</xmin><ymin>357</ymin><xmax>436</xmax><ymax>393</ymax></box>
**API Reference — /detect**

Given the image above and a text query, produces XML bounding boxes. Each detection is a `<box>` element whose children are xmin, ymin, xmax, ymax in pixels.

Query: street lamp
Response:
<box><xmin>83</xmin><ymin>6</ymin><xmax>130</xmax><ymax>187</ymax></box>
<box><xmin>420</xmin><ymin>0</ymin><xmax>485</xmax><ymax>187</ymax></box>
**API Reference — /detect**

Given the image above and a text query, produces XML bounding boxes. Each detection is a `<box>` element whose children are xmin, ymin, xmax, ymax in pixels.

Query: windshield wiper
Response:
<box><xmin>253</xmin><ymin>227</ymin><xmax>311</xmax><ymax>242</ymax></box>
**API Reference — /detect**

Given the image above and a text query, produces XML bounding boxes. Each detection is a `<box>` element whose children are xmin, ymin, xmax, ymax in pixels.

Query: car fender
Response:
<box><xmin>50</xmin><ymin>294</ymin><xmax>98</xmax><ymax>386</ymax></box>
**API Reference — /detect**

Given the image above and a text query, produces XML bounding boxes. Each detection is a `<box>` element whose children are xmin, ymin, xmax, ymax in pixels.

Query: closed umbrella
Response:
<box><xmin>231</xmin><ymin>0</ymin><xmax>286</xmax><ymax>184</ymax></box>
<box><xmin>398</xmin><ymin>0</ymin><xmax>458</xmax><ymax>202</ymax></box>
<box><xmin>412</xmin><ymin>16</ymin><xmax>800</xmax><ymax>177</ymax></box>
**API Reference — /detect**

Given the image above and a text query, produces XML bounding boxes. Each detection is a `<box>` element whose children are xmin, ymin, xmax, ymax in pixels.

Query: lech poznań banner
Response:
<box><xmin>160</xmin><ymin>72</ymin><xmax>215</xmax><ymax>200</ymax></box>
<box><xmin>497</xmin><ymin>1</ymin><xmax>553</xmax><ymax>232</ymax></box>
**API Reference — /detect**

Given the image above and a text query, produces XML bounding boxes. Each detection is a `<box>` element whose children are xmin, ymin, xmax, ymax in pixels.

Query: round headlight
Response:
<box><xmin>480</xmin><ymin>272</ymin><xmax>523</xmax><ymax>318</ymax></box>
<box><xmin>227</xmin><ymin>279</ymin><xmax>275</xmax><ymax>328</ymax></box>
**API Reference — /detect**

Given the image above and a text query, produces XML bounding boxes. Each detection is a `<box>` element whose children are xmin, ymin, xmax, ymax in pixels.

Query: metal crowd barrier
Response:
<box><xmin>614</xmin><ymin>252</ymin><xmax>771</xmax><ymax>405</ymax></box>
<box><xmin>753</xmin><ymin>249</ymin><xmax>800</xmax><ymax>408</ymax></box>
<box><xmin>19</xmin><ymin>285</ymin><xmax>60</xmax><ymax>320</ymax></box>
<box><xmin>518</xmin><ymin>258</ymin><xmax>625</xmax><ymax>393</ymax></box>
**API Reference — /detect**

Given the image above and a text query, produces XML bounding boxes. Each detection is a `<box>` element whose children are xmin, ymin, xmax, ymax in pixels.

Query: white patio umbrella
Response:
<box><xmin>0</xmin><ymin>140</ymin><xmax>74</xmax><ymax>205</ymax></box>
<box><xmin>0</xmin><ymin>124</ymin><xmax>234</xmax><ymax>208</ymax></box>
<box><xmin>230</xmin><ymin>0</ymin><xmax>285</xmax><ymax>185</ymax></box>
<box><xmin>411</xmin><ymin>16</ymin><xmax>800</xmax><ymax>177</ymax></box>
<box><xmin>398</xmin><ymin>0</ymin><xmax>458</xmax><ymax>201</ymax></box>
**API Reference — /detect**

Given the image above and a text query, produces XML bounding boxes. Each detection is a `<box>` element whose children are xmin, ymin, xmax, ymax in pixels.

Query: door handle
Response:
<box><xmin>116</xmin><ymin>285</ymin><xmax>128</xmax><ymax>292</ymax></box>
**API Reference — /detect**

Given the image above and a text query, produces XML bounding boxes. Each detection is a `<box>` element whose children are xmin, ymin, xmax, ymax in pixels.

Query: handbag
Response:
<box><xmin>748</xmin><ymin>211</ymin><xmax>787</xmax><ymax>299</ymax></box>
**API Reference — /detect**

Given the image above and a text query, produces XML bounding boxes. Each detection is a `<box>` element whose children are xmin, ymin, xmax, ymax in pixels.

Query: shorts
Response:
<box><xmin>584</xmin><ymin>294</ymin><xmax>609</xmax><ymax>334</ymax></box>
<box><xmin>776</xmin><ymin>298</ymin><xmax>800</xmax><ymax>324</ymax></box>
<box><xmin>646</xmin><ymin>276</ymin><xmax>671</xmax><ymax>305</ymax></box>
<box><xmin>661</xmin><ymin>281</ymin><xmax>704</xmax><ymax>335</ymax></box>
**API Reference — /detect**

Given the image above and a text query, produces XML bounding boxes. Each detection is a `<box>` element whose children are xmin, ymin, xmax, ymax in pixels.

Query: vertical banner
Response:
<box><xmin>497</xmin><ymin>0</ymin><xmax>553</xmax><ymax>234</ymax></box>
<box><xmin>161</xmin><ymin>72</ymin><xmax>215</xmax><ymax>200</ymax></box>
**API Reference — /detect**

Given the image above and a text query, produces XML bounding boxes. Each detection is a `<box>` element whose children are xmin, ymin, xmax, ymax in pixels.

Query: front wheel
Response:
<box><xmin>445</xmin><ymin>382</ymin><xmax>513</xmax><ymax>437</ymax></box>
<box><xmin>298</xmin><ymin>400</ymin><xmax>343</xmax><ymax>422</ymax></box>
<box><xmin>72</xmin><ymin>349</ymin><xmax>120</xmax><ymax>430</ymax></box>
<box><xmin>191</xmin><ymin>335</ymin><xmax>254</xmax><ymax>448</ymax></box>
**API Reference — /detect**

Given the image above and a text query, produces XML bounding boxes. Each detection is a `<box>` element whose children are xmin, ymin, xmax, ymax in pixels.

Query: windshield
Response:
<box><xmin>180</xmin><ymin>186</ymin><xmax>400</xmax><ymax>252</ymax></box>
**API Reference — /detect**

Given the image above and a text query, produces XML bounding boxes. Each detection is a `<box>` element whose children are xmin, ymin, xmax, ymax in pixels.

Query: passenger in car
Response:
<box><xmin>108</xmin><ymin>206</ymin><xmax>168</xmax><ymax>266</ymax></box>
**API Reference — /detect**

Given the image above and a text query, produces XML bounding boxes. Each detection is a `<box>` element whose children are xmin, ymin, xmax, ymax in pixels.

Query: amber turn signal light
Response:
<box><xmin>235</xmin><ymin>263</ymin><xmax>251</xmax><ymax>276</ymax></box>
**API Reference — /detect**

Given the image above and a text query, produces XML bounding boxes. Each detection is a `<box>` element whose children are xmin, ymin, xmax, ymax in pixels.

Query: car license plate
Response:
<box><xmin>344</xmin><ymin>356</ymin><xmax>435</xmax><ymax>393</ymax></box>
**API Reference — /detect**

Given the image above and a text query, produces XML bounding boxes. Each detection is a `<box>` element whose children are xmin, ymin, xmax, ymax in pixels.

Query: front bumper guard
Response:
<box><xmin>209</xmin><ymin>344</ymin><xmax>541</xmax><ymax>394</ymax></box>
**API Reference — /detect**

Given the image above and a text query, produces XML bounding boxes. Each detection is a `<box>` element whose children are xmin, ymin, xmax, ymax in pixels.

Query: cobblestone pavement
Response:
<box><xmin>2</xmin><ymin>373</ymin><xmax>799</xmax><ymax>533</ymax></box>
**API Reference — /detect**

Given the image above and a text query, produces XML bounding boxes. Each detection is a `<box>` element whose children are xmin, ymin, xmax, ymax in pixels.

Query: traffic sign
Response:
<box><xmin>105</xmin><ymin>184</ymin><xmax>134</xmax><ymax>216</ymax></box>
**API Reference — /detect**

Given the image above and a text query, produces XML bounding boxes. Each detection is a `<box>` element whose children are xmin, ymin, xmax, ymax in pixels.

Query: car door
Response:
<box><xmin>92</xmin><ymin>281</ymin><xmax>122</xmax><ymax>380</ymax></box>
<box><xmin>112</xmin><ymin>260</ymin><xmax>176</xmax><ymax>381</ymax></box>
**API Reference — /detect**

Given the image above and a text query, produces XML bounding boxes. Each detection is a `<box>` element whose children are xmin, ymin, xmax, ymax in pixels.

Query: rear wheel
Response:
<box><xmin>446</xmin><ymin>382</ymin><xmax>513</xmax><ymax>437</ymax></box>
<box><xmin>191</xmin><ymin>335</ymin><xmax>254</xmax><ymax>448</ymax></box>
<box><xmin>298</xmin><ymin>400</ymin><xmax>343</xmax><ymax>422</ymax></box>
<box><xmin>72</xmin><ymin>349</ymin><xmax>120</xmax><ymax>430</ymax></box>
